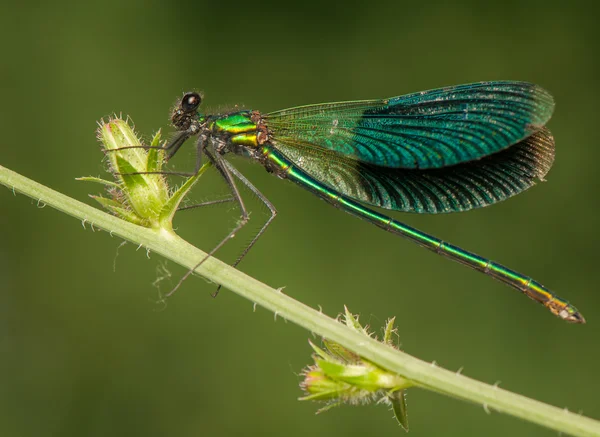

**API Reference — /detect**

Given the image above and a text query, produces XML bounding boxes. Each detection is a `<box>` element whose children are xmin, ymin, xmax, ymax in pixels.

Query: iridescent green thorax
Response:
<box><xmin>213</xmin><ymin>111</ymin><xmax>256</xmax><ymax>134</ymax></box>
<box><xmin>209</xmin><ymin>110</ymin><xmax>268</xmax><ymax>148</ymax></box>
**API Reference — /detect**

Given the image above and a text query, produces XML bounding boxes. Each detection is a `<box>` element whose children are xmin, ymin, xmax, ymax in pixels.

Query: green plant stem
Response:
<box><xmin>1</xmin><ymin>164</ymin><xmax>599</xmax><ymax>437</ymax></box>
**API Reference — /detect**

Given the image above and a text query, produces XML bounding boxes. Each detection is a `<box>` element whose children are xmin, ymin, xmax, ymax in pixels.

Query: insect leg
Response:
<box><xmin>221</xmin><ymin>159</ymin><xmax>277</xmax><ymax>268</ymax></box>
<box><xmin>210</xmin><ymin>159</ymin><xmax>278</xmax><ymax>296</ymax></box>
<box><xmin>166</xmin><ymin>139</ymin><xmax>250</xmax><ymax>297</ymax></box>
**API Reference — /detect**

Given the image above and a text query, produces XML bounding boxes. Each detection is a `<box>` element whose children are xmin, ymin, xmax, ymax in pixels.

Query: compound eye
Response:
<box><xmin>181</xmin><ymin>92</ymin><xmax>201</xmax><ymax>112</ymax></box>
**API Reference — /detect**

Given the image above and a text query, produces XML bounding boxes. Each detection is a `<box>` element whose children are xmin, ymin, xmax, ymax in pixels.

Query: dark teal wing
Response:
<box><xmin>271</xmin><ymin>127</ymin><xmax>554</xmax><ymax>213</ymax></box>
<box><xmin>266</xmin><ymin>81</ymin><xmax>554</xmax><ymax>169</ymax></box>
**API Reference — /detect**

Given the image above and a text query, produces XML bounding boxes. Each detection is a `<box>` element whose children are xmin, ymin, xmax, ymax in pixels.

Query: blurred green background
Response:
<box><xmin>1</xmin><ymin>1</ymin><xmax>598</xmax><ymax>436</ymax></box>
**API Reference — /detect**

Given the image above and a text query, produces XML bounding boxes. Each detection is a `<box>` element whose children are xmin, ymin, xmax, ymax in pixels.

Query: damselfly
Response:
<box><xmin>159</xmin><ymin>81</ymin><xmax>584</xmax><ymax>323</ymax></box>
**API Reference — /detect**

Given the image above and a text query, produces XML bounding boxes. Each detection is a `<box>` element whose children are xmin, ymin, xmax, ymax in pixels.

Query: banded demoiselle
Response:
<box><xmin>162</xmin><ymin>81</ymin><xmax>584</xmax><ymax>323</ymax></box>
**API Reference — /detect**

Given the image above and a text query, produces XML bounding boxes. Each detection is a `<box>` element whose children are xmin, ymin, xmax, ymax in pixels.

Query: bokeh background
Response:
<box><xmin>1</xmin><ymin>1</ymin><xmax>598</xmax><ymax>436</ymax></box>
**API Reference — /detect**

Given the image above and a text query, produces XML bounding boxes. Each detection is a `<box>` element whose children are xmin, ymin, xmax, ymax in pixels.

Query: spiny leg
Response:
<box><xmin>102</xmin><ymin>130</ymin><xmax>189</xmax><ymax>156</ymax></box>
<box><xmin>166</xmin><ymin>131</ymin><xmax>192</xmax><ymax>161</ymax></box>
<box><xmin>210</xmin><ymin>160</ymin><xmax>278</xmax><ymax>296</ymax></box>
<box><xmin>165</xmin><ymin>146</ymin><xmax>251</xmax><ymax>297</ymax></box>
<box><xmin>116</xmin><ymin>132</ymin><xmax>202</xmax><ymax>178</ymax></box>
<box><xmin>178</xmin><ymin>197</ymin><xmax>234</xmax><ymax>212</ymax></box>
<box><xmin>222</xmin><ymin>160</ymin><xmax>277</xmax><ymax>268</ymax></box>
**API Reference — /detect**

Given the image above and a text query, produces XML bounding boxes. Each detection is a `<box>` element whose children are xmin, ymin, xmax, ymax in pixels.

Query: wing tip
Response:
<box><xmin>526</xmin><ymin>127</ymin><xmax>556</xmax><ymax>180</ymax></box>
<box><xmin>531</xmin><ymin>83</ymin><xmax>555</xmax><ymax>124</ymax></box>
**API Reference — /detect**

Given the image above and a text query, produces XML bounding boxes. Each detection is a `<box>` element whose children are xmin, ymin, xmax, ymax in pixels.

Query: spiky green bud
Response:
<box><xmin>78</xmin><ymin>116</ymin><xmax>208</xmax><ymax>232</ymax></box>
<box><xmin>300</xmin><ymin>307</ymin><xmax>412</xmax><ymax>431</ymax></box>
